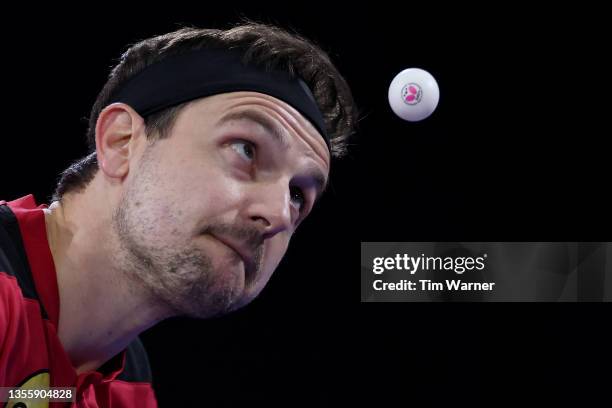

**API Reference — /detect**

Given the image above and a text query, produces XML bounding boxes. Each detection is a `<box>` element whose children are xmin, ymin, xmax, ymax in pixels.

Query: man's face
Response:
<box><xmin>112</xmin><ymin>91</ymin><xmax>330</xmax><ymax>318</ymax></box>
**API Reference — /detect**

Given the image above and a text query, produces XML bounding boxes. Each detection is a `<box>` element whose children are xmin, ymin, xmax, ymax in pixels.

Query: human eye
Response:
<box><xmin>230</xmin><ymin>140</ymin><xmax>256</xmax><ymax>162</ymax></box>
<box><xmin>289</xmin><ymin>185</ymin><xmax>307</xmax><ymax>212</ymax></box>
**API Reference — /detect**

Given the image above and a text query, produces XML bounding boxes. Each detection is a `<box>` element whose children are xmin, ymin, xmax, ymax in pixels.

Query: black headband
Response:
<box><xmin>110</xmin><ymin>48</ymin><xmax>330</xmax><ymax>150</ymax></box>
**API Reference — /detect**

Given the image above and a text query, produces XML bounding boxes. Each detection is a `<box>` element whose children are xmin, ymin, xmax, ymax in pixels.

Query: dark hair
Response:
<box><xmin>52</xmin><ymin>21</ymin><xmax>357</xmax><ymax>202</ymax></box>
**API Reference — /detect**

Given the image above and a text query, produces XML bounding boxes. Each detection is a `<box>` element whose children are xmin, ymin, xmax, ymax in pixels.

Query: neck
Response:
<box><xmin>44</xmin><ymin>185</ymin><xmax>170</xmax><ymax>374</ymax></box>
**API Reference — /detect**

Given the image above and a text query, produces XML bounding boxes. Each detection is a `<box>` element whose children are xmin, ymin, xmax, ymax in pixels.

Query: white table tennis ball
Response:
<box><xmin>388</xmin><ymin>68</ymin><xmax>439</xmax><ymax>121</ymax></box>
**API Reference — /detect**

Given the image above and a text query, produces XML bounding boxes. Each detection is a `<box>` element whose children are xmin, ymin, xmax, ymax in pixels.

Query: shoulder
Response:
<box><xmin>0</xmin><ymin>202</ymin><xmax>47</xmax><ymax>316</ymax></box>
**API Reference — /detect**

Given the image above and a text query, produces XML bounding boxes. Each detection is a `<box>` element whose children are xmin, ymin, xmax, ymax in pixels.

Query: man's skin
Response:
<box><xmin>42</xmin><ymin>91</ymin><xmax>331</xmax><ymax>374</ymax></box>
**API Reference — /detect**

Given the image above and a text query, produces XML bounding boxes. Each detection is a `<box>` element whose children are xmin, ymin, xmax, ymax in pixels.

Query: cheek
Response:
<box><xmin>151</xmin><ymin>150</ymin><xmax>244</xmax><ymax>225</ymax></box>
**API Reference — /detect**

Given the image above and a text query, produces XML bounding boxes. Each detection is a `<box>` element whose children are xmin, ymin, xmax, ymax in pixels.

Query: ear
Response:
<box><xmin>95</xmin><ymin>103</ymin><xmax>144</xmax><ymax>180</ymax></box>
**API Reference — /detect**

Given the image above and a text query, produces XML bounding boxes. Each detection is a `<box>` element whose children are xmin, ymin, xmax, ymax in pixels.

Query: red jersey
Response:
<box><xmin>0</xmin><ymin>195</ymin><xmax>158</xmax><ymax>407</ymax></box>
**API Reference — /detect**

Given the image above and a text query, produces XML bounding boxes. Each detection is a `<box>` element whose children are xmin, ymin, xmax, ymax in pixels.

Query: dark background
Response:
<box><xmin>1</xmin><ymin>4</ymin><xmax>610</xmax><ymax>407</ymax></box>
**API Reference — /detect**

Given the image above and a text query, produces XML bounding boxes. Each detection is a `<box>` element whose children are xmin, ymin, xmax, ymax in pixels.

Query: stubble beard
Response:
<box><xmin>110</xmin><ymin>149</ymin><xmax>242</xmax><ymax>319</ymax></box>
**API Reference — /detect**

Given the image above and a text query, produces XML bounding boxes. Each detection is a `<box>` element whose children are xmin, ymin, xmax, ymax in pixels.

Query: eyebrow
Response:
<box><xmin>217</xmin><ymin>109</ymin><xmax>291</xmax><ymax>150</ymax></box>
<box><xmin>217</xmin><ymin>108</ymin><xmax>329</xmax><ymax>201</ymax></box>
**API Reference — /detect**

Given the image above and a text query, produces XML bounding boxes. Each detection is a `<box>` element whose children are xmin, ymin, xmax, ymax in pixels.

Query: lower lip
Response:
<box><xmin>206</xmin><ymin>234</ymin><xmax>256</xmax><ymax>284</ymax></box>
<box><xmin>208</xmin><ymin>235</ymin><xmax>241</xmax><ymax>261</ymax></box>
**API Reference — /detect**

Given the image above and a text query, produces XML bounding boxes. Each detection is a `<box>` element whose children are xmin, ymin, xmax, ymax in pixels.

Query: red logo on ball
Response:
<box><xmin>402</xmin><ymin>83</ymin><xmax>422</xmax><ymax>105</ymax></box>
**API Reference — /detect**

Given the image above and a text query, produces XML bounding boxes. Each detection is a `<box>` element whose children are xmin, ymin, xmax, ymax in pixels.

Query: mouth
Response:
<box><xmin>209</xmin><ymin>234</ymin><xmax>257</xmax><ymax>284</ymax></box>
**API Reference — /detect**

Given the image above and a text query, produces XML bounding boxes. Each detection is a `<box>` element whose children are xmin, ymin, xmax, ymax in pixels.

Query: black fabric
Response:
<box><xmin>110</xmin><ymin>48</ymin><xmax>330</xmax><ymax>149</ymax></box>
<box><xmin>116</xmin><ymin>338</ymin><xmax>153</xmax><ymax>383</ymax></box>
<box><xmin>96</xmin><ymin>336</ymin><xmax>153</xmax><ymax>383</ymax></box>
<box><xmin>0</xmin><ymin>203</ymin><xmax>49</xmax><ymax>320</ymax></box>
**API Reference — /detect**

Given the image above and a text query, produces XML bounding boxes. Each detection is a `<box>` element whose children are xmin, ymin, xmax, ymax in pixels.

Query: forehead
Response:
<box><xmin>183</xmin><ymin>92</ymin><xmax>331</xmax><ymax>171</ymax></box>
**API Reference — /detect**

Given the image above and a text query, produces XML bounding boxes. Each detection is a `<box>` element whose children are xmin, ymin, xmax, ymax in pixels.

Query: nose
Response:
<box><xmin>246</xmin><ymin>180</ymin><xmax>294</xmax><ymax>239</ymax></box>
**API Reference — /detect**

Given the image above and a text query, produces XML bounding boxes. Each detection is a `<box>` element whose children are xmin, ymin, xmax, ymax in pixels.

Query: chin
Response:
<box><xmin>222</xmin><ymin>266</ymin><xmax>270</xmax><ymax>313</ymax></box>
<box><xmin>228</xmin><ymin>292</ymin><xmax>256</xmax><ymax>312</ymax></box>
